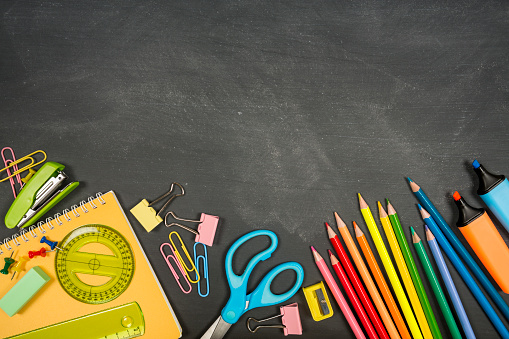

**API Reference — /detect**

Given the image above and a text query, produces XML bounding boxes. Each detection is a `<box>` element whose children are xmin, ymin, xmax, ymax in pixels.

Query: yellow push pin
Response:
<box><xmin>11</xmin><ymin>256</ymin><xmax>29</xmax><ymax>280</ymax></box>
<box><xmin>21</xmin><ymin>168</ymin><xmax>37</xmax><ymax>184</ymax></box>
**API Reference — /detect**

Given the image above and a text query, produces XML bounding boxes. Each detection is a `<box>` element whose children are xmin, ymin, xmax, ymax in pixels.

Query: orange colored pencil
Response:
<box><xmin>354</xmin><ymin>223</ymin><xmax>412</xmax><ymax>339</ymax></box>
<box><xmin>335</xmin><ymin>213</ymin><xmax>409</xmax><ymax>339</ymax></box>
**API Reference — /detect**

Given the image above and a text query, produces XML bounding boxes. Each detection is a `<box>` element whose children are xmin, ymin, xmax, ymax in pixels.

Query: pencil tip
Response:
<box><xmin>312</xmin><ymin>247</ymin><xmax>323</xmax><ymax>261</ymax></box>
<box><xmin>426</xmin><ymin>227</ymin><xmax>435</xmax><ymax>241</ymax></box>
<box><xmin>407</xmin><ymin>177</ymin><xmax>413</xmax><ymax>183</ymax></box>
<box><xmin>326</xmin><ymin>223</ymin><xmax>336</xmax><ymax>238</ymax></box>
<box><xmin>358</xmin><ymin>194</ymin><xmax>368</xmax><ymax>209</ymax></box>
<box><xmin>410</xmin><ymin>226</ymin><xmax>415</xmax><ymax>235</ymax></box>
<box><xmin>354</xmin><ymin>224</ymin><xmax>364</xmax><ymax>237</ymax></box>
<box><xmin>387</xmin><ymin>201</ymin><xmax>396</xmax><ymax>215</ymax></box>
<box><xmin>419</xmin><ymin>206</ymin><xmax>431</xmax><ymax>219</ymax></box>
<box><xmin>408</xmin><ymin>179</ymin><xmax>420</xmax><ymax>192</ymax></box>
<box><xmin>378</xmin><ymin>201</ymin><xmax>388</xmax><ymax>217</ymax></box>
<box><xmin>412</xmin><ymin>229</ymin><xmax>421</xmax><ymax>243</ymax></box>
<box><xmin>334</xmin><ymin>212</ymin><xmax>346</xmax><ymax>228</ymax></box>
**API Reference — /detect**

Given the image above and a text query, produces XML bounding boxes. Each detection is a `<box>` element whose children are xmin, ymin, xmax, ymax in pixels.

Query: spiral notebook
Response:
<box><xmin>0</xmin><ymin>191</ymin><xmax>182</xmax><ymax>338</ymax></box>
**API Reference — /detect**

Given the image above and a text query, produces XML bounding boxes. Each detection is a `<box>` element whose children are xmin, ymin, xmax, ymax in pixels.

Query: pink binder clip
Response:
<box><xmin>164</xmin><ymin>212</ymin><xmax>219</xmax><ymax>246</ymax></box>
<box><xmin>160</xmin><ymin>242</ymin><xmax>192</xmax><ymax>294</ymax></box>
<box><xmin>246</xmin><ymin>303</ymin><xmax>302</xmax><ymax>335</ymax></box>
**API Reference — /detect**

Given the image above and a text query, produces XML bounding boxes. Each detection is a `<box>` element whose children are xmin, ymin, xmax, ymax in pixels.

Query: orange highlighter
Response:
<box><xmin>453</xmin><ymin>191</ymin><xmax>509</xmax><ymax>294</ymax></box>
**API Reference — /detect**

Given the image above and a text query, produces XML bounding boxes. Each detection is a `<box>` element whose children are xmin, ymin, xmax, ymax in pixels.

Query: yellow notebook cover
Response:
<box><xmin>0</xmin><ymin>191</ymin><xmax>182</xmax><ymax>338</ymax></box>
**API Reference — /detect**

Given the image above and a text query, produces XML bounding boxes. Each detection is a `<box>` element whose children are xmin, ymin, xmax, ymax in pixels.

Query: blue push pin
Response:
<box><xmin>40</xmin><ymin>236</ymin><xmax>62</xmax><ymax>251</ymax></box>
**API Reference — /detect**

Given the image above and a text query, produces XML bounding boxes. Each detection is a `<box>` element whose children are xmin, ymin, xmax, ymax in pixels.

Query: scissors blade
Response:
<box><xmin>200</xmin><ymin>316</ymin><xmax>232</xmax><ymax>339</ymax></box>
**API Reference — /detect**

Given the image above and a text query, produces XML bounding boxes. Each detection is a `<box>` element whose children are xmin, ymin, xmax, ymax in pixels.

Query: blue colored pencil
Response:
<box><xmin>408</xmin><ymin>178</ymin><xmax>509</xmax><ymax>323</ymax></box>
<box><xmin>425</xmin><ymin>226</ymin><xmax>476</xmax><ymax>339</ymax></box>
<box><xmin>419</xmin><ymin>206</ymin><xmax>509</xmax><ymax>338</ymax></box>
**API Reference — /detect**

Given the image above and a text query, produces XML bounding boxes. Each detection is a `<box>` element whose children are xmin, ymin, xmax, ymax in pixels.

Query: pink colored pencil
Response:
<box><xmin>312</xmin><ymin>246</ymin><xmax>366</xmax><ymax>339</ymax></box>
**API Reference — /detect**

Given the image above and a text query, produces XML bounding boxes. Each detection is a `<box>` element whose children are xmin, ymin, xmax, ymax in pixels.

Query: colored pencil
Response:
<box><xmin>328</xmin><ymin>250</ymin><xmax>379</xmax><ymax>339</ymax></box>
<box><xmin>311</xmin><ymin>246</ymin><xmax>366</xmax><ymax>339</ymax></box>
<box><xmin>419</xmin><ymin>206</ymin><xmax>509</xmax><ymax>338</ymax></box>
<box><xmin>384</xmin><ymin>201</ymin><xmax>441</xmax><ymax>339</ymax></box>
<box><xmin>409</xmin><ymin>178</ymin><xmax>509</xmax><ymax>322</ymax></box>
<box><xmin>327</xmin><ymin>223</ymin><xmax>388</xmax><ymax>339</ymax></box>
<box><xmin>426</xmin><ymin>226</ymin><xmax>476</xmax><ymax>339</ymax></box>
<box><xmin>412</xmin><ymin>227</ymin><xmax>462</xmax><ymax>339</ymax></box>
<box><xmin>377</xmin><ymin>202</ymin><xmax>434</xmax><ymax>339</ymax></box>
<box><xmin>336</xmin><ymin>213</ymin><xmax>408</xmax><ymax>339</ymax></box>
<box><xmin>357</xmin><ymin>194</ymin><xmax>423</xmax><ymax>339</ymax></box>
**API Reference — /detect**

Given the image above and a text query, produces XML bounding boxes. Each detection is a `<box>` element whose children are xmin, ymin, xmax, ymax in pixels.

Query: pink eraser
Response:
<box><xmin>281</xmin><ymin>303</ymin><xmax>302</xmax><ymax>335</ymax></box>
<box><xmin>195</xmin><ymin>213</ymin><xmax>219</xmax><ymax>246</ymax></box>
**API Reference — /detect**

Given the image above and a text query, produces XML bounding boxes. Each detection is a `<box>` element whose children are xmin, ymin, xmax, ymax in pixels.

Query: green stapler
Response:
<box><xmin>4</xmin><ymin>162</ymin><xmax>79</xmax><ymax>228</ymax></box>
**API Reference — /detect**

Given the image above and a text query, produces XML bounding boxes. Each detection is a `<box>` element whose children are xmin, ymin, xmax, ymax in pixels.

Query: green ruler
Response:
<box><xmin>55</xmin><ymin>224</ymin><xmax>135</xmax><ymax>304</ymax></box>
<box><xmin>8</xmin><ymin>302</ymin><xmax>144</xmax><ymax>338</ymax></box>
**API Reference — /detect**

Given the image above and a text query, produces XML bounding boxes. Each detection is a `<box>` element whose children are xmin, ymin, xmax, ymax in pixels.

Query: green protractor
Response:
<box><xmin>55</xmin><ymin>224</ymin><xmax>135</xmax><ymax>304</ymax></box>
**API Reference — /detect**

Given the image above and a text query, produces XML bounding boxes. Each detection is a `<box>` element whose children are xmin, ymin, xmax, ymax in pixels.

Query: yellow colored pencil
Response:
<box><xmin>335</xmin><ymin>212</ymin><xmax>405</xmax><ymax>339</ymax></box>
<box><xmin>358</xmin><ymin>194</ymin><xmax>423</xmax><ymax>339</ymax></box>
<box><xmin>378</xmin><ymin>202</ymin><xmax>434</xmax><ymax>339</ymax></box>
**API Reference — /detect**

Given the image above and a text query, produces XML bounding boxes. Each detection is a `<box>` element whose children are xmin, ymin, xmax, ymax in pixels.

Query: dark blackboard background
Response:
<box><xmin>1</xmin><ymin>1</ymin><xmax>509</xmax><ymax>338</ymax></box>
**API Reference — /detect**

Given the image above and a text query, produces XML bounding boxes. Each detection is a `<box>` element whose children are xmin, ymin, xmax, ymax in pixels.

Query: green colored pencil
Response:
<box><xmin>386</xmin><ymin>200</ymin><xmax>442</xmax><ymax>339</ymax></box>
<box><xmin>412</xmin><ymin>227</ymin><xmax>463</xmax><ymax>339</ymax></box>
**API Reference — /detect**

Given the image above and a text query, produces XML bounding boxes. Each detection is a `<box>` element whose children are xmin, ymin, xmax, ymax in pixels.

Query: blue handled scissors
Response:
<box><xmin>200</xmin><ymin>230</ymin><xmax>304</xmax><ymax>339</ymax></box>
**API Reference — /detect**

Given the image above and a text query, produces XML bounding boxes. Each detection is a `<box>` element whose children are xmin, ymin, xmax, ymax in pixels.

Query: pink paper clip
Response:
<box><xmin>160</xmin><ymin>242</ymin><xmax>192</xmax><ymax>294</ymax></box>
<box><xmin>1</xmin><ymin>147</ymin><xmax>24</xmax><ymax>198</ymax></box>
<box><xmin>247</xmin><ymin>303</ymin><xmax>302</xmax><ymax>335</ymax></box>
<box><xmin>164</xmin><ymin>211</ymin><xmax>219</xmax><ymax>246</ymax></box>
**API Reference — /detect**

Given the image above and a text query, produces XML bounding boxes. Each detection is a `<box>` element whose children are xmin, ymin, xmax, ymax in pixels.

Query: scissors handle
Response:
<box><xmin>225</xmin><ymin>230</ymin><xmax>278</xmax><ymax>291</ymax></box>
<box><xmin>221</xmin><ymin>230</ymin><xmax>304</xmax><ymax>324</ymax></box>
<box><xmin>246</xmin><ymin>261</ymin><xmax>304</xmax><ymax>310</ymax></box>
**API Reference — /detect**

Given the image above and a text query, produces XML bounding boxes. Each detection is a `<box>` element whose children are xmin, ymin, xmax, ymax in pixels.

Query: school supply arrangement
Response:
<box><xmin>5</xmin><ymin>148</ymin><xmax>509</xmax><ymax>339</ymax></box>
<box><xmin>0</xmin><ymin>191</ymin><xmax>181</xmax><ymax>338</ymax></box>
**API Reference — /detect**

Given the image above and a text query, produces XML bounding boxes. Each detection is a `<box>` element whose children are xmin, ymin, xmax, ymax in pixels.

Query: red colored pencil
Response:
<box><xmin>329</xmin><ymin>250</ymin><xmax>378</xmax><ymax>339</ymax></box>
<box><xmin>327</xmin><ymin>223</ymin><xmax>389</xmax><ymax>339</ymax></box>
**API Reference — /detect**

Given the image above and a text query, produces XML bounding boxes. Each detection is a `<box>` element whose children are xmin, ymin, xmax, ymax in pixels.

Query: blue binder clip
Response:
<box><xmin>193</xmin><ymin>242</ymin><xmax>209</xmax><ymax>297</ymax></box>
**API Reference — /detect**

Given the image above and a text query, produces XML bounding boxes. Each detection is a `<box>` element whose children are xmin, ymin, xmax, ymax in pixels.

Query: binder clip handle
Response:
<box><xmin>164</xmin><ymin>211</ymin><xmax>199</xmax><ymax>235</ymax></box>
<box><xmin>247</xmin><ymin>314</ymin><xmax>285</xmax><ymax>333</ymax></box>
<box><xmin>149</xmin><ymin>182</ymin><xmax>185</xmax><ymax>217</ymax></box>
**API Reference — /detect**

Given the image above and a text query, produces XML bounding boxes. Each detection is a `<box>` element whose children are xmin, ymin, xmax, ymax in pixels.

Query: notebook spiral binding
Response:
<box><xmin>0</xmin><ymin>193</ymin><xmax>106</xmax><ymax>255</ymax></box>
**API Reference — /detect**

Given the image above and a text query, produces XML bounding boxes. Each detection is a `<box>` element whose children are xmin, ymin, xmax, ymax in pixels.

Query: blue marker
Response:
<box><xmin>473</xmin><ymin>160</ymin><xmax>509</xmax><ymax>233</ymax></box>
